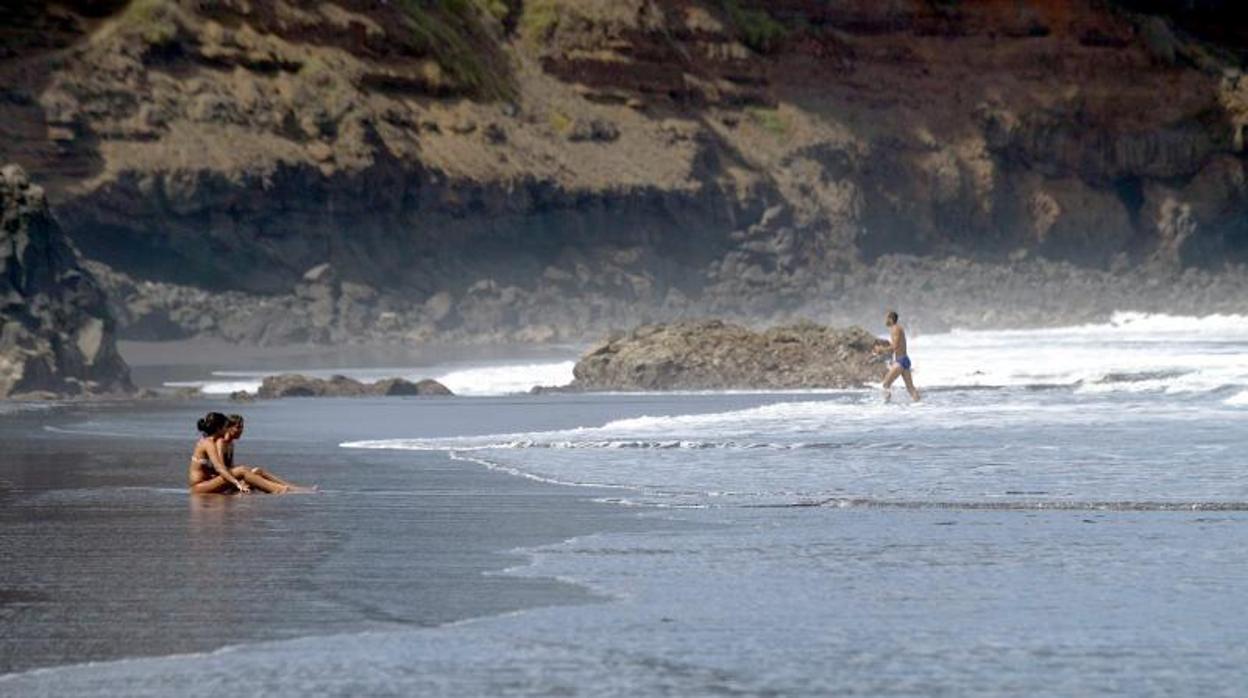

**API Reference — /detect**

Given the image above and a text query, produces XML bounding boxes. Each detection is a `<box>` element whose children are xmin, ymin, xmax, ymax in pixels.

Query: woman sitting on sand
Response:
<box><xmin>187</xmin><ymin>412</ymin><xmax>306</xmax><ymax>494</ymax></box>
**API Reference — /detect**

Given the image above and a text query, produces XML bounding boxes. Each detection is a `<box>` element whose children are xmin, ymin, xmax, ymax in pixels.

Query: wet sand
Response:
<box><xmin>0</xmin><ymin>397</ymin><xmax>653</xmax><ymax>675</ymax></box>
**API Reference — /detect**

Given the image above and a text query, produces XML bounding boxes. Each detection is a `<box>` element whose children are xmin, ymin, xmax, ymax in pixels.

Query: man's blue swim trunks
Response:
<box><xmin>892</xmin><ymin>355</ymin><xmax>912</xmax><ymax>371</ymax></box>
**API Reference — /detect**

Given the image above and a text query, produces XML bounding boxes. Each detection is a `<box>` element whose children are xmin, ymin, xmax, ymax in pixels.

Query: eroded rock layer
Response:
<box><xmin>0</xmin><ymin>164</ymin><xmax>132</xmax><ymax>397</ymax></box>
<box><xmin>2</xmin><ymin>1</ymin><xmax>1247</xmax><ymax>345</ymax></box>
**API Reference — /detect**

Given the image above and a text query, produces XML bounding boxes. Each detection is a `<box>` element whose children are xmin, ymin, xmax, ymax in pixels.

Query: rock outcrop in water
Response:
<box><xmin>254</xmin><ymin>374</ymin><xmax>452</xmax><ymax>399</ymax></box>
<box><xmin>0</xmin><ymin>164</ymin><xmax>132</xmax><ymax>398</ymax></box>
<box><xmin>569</xmin><ymin>320</ymin><xmax>882</xmax><ymax>391</ymax></box>
<box><xmin>3</xmin><ymin>2</ymin><xmax>1248</xmax><ymax>346</ymax></box>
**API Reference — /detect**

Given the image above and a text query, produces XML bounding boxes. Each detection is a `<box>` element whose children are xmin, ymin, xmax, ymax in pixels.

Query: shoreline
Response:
<box><xmin>0</xmin><ymin>398</ymin><xmax>659</xmax><ymax>676</ymax></box>
<box><xmin>4</xmin><ymin>377</ymin><xmax>1248</xmax><ymax>693</ymax></box>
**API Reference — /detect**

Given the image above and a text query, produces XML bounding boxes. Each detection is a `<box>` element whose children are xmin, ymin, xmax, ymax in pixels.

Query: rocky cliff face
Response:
<box><xmin>0</xmin><ymin>165</ymin><xmax>132</xmax><ymax>397</ymax></box>
<box><xmin>1</xmin><ymin>1</ymin><xmax>1246</xmax><ymax>345</ymax></box>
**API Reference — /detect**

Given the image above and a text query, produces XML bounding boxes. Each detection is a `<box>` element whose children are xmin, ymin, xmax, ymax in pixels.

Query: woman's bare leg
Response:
<box><xmin>190</xmin><ymin>475</ymin><xmax>236</xmax><ymax>495</ymax></box>
<box><xmin>231</xmin><ymin>467</ymin><xmax>289</xmax><ymax>494</ymax></box>
<box><xmin>245</xmin><ymin>467</ymin><xmax>285</xmax><ymax>484</ymax></box>
<box><xmin>248</xmin><ymin>467</ymin><xmax>315</xmax><ymax>492</ymax></box>
<box><xmin>234</xmin><ymin>464</ymin><xmax>309</xmax><ymax>490</ymax></box>
<box><xmin>250</xmin><ymin>467</ymin><xmax>292</xmax><ymax>486</ymax></box>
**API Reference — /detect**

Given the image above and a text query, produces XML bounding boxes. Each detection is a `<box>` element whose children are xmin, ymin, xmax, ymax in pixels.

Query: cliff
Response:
<box><xmin>0</xmin><ymin>164</ymin><xmax>133</xmax><ymax>397</ymax></box>
<box><xmin>1</xmin><ymin>1</ymin><xmax>1246</xmax><ymax>345</ymax></box>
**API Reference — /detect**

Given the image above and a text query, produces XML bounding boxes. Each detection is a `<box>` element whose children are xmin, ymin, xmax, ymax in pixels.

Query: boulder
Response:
<box><xmin>0</xmin><ymin>165</ymin><xmax>133</xmax><ymax>398</ymax></box>
<box><xmin>256</xmin><ymin>373</ymin><xmax>453</xmax><ymax>398</ymax></box>
<box><xmin>570</xmin><ymin>320</ymin><xmax>882</xmax><ymax>391</ymax></box>
<box><xmin>372</xmin><ymin>377</ymin><xmax>454</xmax><ymax>396</ymax></box>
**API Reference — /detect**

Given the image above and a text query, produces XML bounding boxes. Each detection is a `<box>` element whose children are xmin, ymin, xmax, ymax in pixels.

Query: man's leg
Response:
<box><xmin>882</xmin><ymin>364</ymin><xmax>902</xmax><ymax>402</ymax></box>
<box><xmin>901</xmin><ymin>369</ymin><xmax>920</xmax><ymax>401</ymax></box>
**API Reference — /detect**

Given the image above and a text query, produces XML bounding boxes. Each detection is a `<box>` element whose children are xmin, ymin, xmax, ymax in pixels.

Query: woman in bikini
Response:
<box><xmin>221</xmin><ymin>414</ymin><xmax>313</xmax><ymax>492</ymax></box>
<box><xmin>187</xmin><ymin>412</ymin><xmax>303</xmax><ymax>494</ymax></box>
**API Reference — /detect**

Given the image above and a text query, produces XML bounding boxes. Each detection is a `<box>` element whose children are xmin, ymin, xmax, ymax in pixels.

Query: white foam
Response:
<box><xmin>340</xmin><ymin>313</ymin><xmax>1248</xmax><ymax>507</ymax></box>
<box><xmin>434</xmin><ymin>361</ymin><xmax>574</xmax><ymax>396</ymax></box>
<box><xmin>164</xmin><ymin>379</ymin><xmax>263</xmax><ymax>395</ymax></box>
<box><xmin>169</xmin><ymin>312</ymin><xmax>1248</xmax><ymax>400</ymax></box>
<box><xmin>912</xmin><ymin>312</ymin><xmax>1248</xmax><ymax>395</ymax></box>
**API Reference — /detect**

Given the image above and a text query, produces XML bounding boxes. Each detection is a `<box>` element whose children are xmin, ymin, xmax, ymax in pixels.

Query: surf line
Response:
<box><xmin>446</xmin><ymin>450</ymin><xmax>641</xmax><ymax>491</ymax></box>
<box><xmin>766</xmin><ymin>497</ymin><xmax>1248</xmax><ymax>512</ymax></box>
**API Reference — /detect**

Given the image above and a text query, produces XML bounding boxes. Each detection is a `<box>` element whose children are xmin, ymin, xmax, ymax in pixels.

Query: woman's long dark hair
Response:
<box><xmin>197</xmin><ymin>412</ymin><xmax>228</xmax><ymax>436</ymax></box>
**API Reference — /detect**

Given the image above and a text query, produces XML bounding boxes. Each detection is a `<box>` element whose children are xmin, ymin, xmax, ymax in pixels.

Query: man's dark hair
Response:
<box><xmin>886</xmin><ymin>311</ymin><xmax>899</xmax><ymax>324</ymax></box>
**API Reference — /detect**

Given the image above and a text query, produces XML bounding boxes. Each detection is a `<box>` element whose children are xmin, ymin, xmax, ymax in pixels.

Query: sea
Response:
<box><xmin>2</xmin><ymin>311</ymin><xmax>1247</xmax><ymax>696</ymax></box>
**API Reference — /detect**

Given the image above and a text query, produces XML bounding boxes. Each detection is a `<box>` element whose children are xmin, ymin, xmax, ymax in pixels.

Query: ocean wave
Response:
<box><xmin>434</xmin><ymin>361</ymin><xmax>575</xmax><ymax>395</ymax></box>
<box><xmin>790</xmin><ymin>497</ymin><xmax>1248</xmax><ymax>512</ymax></box>
<box><xmin>167</xmin><ymin>311</ymin><xmax>1248</xmax><ymax>399</ymax></box>
<box><xmin>340</xmin><ymin>393</ymin><xmax>1219</xmax><ymax>456</ymax></box>
<box><xmin>164</xmin><ymin>379</ymin><xmax>263</xmax><ymax>395</ymax></box>
<box><xmin>345</xmin><ymin>437</ymin><xmax>882</xmax><ymax>452</ymax></box>
<box><xmin>0</xmin><ymin>401</ymin><xmax>60</xmax><ymax>416</ymax></box>
<box><xmin>945</xmin><ymin>311</ymin><xmax>1248</xmax><ymax>339</ymax></box>
<box><xmin>914</xmin><ymin>311</ymin><xmax>1248</xmax><ymax>394</ymax></box>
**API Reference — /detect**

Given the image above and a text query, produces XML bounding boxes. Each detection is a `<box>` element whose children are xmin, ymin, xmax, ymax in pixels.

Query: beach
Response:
<box><xmin>3</xmin><ymin>314</ymin><xmax>1248</xmax><ymax>695</ymax></box>
<box><xmin>0</xmin><ymin>394</ymin><xmax>658</xmax><ymax>676</ymax></box>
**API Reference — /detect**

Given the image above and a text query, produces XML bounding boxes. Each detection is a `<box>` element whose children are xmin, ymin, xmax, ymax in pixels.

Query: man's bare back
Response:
<box><xmin>889</xmin><ymin>323</ymin><xmax>908</xmax><ymax>360</ymax></box>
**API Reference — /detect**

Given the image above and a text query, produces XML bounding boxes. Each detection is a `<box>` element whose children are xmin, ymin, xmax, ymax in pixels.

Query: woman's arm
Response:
<box><xmin>208</xmin><ymin>440</ymin><xmax>249</xmax><ymax>492</ymax></box>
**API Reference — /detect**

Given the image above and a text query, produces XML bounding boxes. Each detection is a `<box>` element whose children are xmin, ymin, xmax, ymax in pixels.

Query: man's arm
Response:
<box><xmin>208</xmin><ymin>441</ymin><xmax>248</xmax><ymax>491</ymax></box>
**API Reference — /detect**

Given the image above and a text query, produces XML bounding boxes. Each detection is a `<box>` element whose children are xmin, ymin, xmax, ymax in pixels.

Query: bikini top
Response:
<box><xmin>192</xmin><ymin>440</ymin><xmax>232</xmax><ymax>468</ymax></box>
<box><xmin>192</xmin><ymin>439</ymin><xmax>215</xmax><ymax>467</ymax></box>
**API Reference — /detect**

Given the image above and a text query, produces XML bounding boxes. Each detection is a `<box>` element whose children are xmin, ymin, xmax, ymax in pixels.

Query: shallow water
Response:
<box><xmin>4</xmin><ymin>313</ymin><xmax>1248</xmax><ymax>695</ymax></box>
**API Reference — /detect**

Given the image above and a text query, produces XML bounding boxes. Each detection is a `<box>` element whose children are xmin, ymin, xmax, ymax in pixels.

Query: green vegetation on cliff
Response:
<box><xmin>715</xmin><ymin>0</ymin><xmax>788</xmax><ymax>53</ymax></box>
<box><xmin>394</xmin><ymin>0</ymin><xmax>514</xmax><ymax>98</ymax></box>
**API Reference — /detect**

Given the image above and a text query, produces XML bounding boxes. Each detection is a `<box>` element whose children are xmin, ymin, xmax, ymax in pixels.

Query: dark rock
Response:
<box><xmin>483</xmin><ymin>122</ymin><xmax>507</xmax><ymax>144</ymax></box>
<box><xmin>568</xmin><ymin>118</ymin><xmax>619</xmax><ymax>143</ymax></box>
<box><xmin>0</xmin><ymin>165</ymin><xmax>133</xmax><ymax>398</ymax></box>
<box><xmin>570</xmin><ymin>320</ymin><xmax>883</xmax><ymax>391</ymax></box>
<box><xmin>256</xmin><ymin>373</ymin><xmax>453</xmax><ymax>398</ymax></box>
<box><xmin>529</xmin><ymin>384</ymin><xmax>584</xmax><ymax>395</ymax></box>
<box><xmin>373</xmin><ymin>377</ymin><xmax>453</xmax><ymax>396</ymax></box>
<box><xmin>8</xmin><ymin>390</ymin><xmax>62</xmax><ymax>401</ymax></box>
<box><xmin>256</xmin><ymin>374</ymin><xmax>332</xmax><ymax>398</ymax></box>
<box><xmin>229</xmin><ymin>390</ymin><xmax>255</xmax><ymax>402</ymax></box>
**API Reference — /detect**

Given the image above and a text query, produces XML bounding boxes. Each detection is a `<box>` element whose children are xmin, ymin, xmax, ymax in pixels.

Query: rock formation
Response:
<box><xmin>569</xmin><ymin>320</ymin><xmax>882</xmax><ymax>391</ymax></box>
<box><xmin>2</xmin><ymin>2</ymin><xmax>1248</xmax><ymax>346</ymax></box>
<box><xmin>0</xmin><ymin>164</ymin><xmax>132</xmax><ymax>398</ymax></box>
<box><xmin>254</xmin><ymin>374</ymin><xmax>452</xmax><ymax>399</ymax></box>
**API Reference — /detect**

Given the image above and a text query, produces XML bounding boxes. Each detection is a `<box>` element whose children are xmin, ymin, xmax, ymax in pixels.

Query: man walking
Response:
<box><xmin>873</xmin><ymin>310</ymin><xmax>920</xmax><ymax>402</ymax></box>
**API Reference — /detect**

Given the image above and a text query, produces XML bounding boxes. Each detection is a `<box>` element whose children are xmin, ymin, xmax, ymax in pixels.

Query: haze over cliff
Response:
<box><xmin>2</xmin><ymin>0</ymin><xmax>1246</xmax><ymax>345</ymax></box>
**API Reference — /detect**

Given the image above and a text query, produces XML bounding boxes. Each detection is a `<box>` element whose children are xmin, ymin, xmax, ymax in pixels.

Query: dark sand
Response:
<box><xmin>0</xmin><ymin>396</ymin><xmax>657</xmax><ymax>675</ymax></box>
